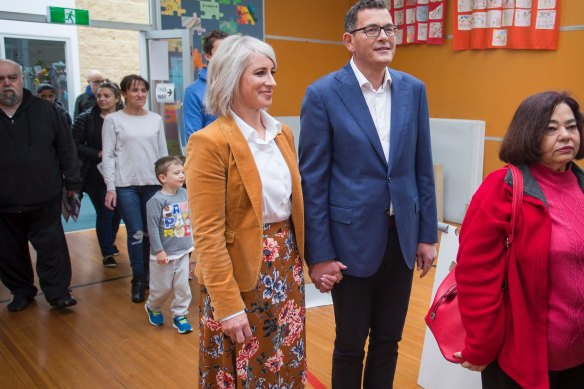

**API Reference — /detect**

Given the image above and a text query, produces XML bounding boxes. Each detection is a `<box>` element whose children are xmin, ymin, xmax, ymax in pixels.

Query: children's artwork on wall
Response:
<box><xmin>388</xmin><ymin>0</ymin><xmax>446</xmax><ymax>45</ymax></box>
<box><xmin>161</xmin><ymin>0</ymin><xmax>264</xmax><ymax>78</ymax></box>
<box><xmin>453</xmin><ymin>0</ymin><xmax>560</xmax><ymax>49</ymax></box>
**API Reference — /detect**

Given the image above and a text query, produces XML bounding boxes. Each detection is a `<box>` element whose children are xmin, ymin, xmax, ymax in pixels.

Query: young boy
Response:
<box><xmin>145</xmin><ymin>156</ymin><xmax>193</xmax><ymax>334</ymax></box>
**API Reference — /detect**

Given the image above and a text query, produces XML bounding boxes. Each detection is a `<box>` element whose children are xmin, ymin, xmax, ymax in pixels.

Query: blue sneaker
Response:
<box><xmin>145</xmin><ymin>305</ymin><xmax>164</xmax><ymax>326</ymax></box>
<box><xmin>173</xmin><ymin>315</ymin><xmax>193</xmax><ymax>334</ymax></box>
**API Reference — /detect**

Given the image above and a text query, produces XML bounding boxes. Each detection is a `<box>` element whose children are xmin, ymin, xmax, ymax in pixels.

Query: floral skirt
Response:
<box><xmin>198</xmin><ymin>220</ymin><xmax>307</xmax><ymax>389</ymax></box>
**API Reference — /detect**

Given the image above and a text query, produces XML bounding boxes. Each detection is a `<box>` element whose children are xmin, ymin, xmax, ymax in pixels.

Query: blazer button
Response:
<box><xmin>384</xmin><ymin>208</ymin><xmax>391</xmax><ymax>215</ymax></box>
<box><xmin>387</xmin><ymin>177</ymin><xmax>391</xmax><ymax>183</ymax></box>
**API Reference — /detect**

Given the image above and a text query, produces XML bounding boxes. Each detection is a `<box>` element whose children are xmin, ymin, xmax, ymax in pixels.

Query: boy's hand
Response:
<box><xmin>156</xmin><ymin>251</ymin><xmax>169</xmax><ymax>264</ymax></box>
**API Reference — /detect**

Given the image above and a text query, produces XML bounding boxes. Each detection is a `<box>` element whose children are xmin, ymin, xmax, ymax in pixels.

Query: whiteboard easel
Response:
<box><xmin>418</xmin><ymin>223</ymin><xmax>481</xmax><ymax>388</ymax></box>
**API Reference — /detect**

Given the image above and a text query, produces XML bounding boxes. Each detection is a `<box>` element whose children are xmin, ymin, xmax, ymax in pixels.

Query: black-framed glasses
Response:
<box><xmin>350</xmin><ymin>24</ymin><xmax>399</xmax><ymax>38</ymax></box>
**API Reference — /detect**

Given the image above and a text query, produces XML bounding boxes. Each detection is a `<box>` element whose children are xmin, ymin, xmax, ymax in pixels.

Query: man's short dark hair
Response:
<box><xmin>203</xmin><ymin>30</ymin><xmax>229</xmax><ymax>57</ymax></box>
<box><xmin>499</xmin><ymin>91</ymin><xmax>584</xmax><ymax>165</ymax></box>
<box><xmin>344</xmin><ymin>0</ymin><xmax>388</xmax><ymax>32</ymax></box>
<box><xmin>154</xmin><ymin>156</ymin><xmax>184</xmax><ymax>184</ymax></box>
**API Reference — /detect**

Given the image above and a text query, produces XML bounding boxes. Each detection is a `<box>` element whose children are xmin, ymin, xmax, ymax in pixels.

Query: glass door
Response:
<box><xmin>3</xmin><ymin>37</ymin><xmax>70</xmax><ymax>114</ymax></box>
<box><xmin>140</xmin><ymin>29</ymin><xmax>192</xmax><ymax>156</ymax></box>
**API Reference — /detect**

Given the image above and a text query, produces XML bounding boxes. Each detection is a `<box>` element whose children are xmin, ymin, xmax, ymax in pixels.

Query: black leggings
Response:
<box><xmin>482</xmin><ymin>360</ymin><xmax>584</xmax><ymax>389</ymax></box>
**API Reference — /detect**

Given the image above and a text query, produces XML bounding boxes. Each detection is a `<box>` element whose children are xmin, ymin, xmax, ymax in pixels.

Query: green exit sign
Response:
<box><xmin>48</xmin><ymin>6</ymin><xmax>90</xmax><ymax>26</ymax></box>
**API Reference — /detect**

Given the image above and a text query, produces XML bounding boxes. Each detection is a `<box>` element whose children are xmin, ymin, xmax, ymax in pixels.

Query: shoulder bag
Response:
<box><xmin>424</xmin><ymin>164</ymin><xmax>523</xmax><ymax>363</ymax></box>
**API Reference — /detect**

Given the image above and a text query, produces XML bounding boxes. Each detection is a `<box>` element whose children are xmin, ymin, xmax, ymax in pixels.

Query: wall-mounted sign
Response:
<box><xmin>156</xmin><ymin>83</ymin><xmax>175</xmax><ymax>104</ymax></box>
<box><xmin>48</xmin><ymin>6</ymin><xmax>90</xmax><ymax>26</ymax></box>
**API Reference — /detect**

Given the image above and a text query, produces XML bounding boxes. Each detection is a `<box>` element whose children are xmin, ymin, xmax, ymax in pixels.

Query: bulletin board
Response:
<box><xmin>160</xmin><ymin>0</ymin><xmax>264</xmax><ymax>77</ymax></box>
<box><xmin>453</xmin><ymin>0</ymin><xmax>560</xmax><ymax>50</ymax></box>
<box><xmin>388</xmin><ymin>0</ymin><xmax>446</xmax><ymax>45</ymax></box>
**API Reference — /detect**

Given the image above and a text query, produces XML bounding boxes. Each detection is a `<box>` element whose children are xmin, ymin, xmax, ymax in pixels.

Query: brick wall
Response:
<box><xmin>75</xmin><ymin>0</ymin><xmax>149</xmax><ymax>92</ymax></box>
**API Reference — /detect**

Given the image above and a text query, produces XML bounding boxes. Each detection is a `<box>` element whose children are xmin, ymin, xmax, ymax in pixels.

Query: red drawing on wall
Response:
<box><xmin>388</xmin><ymin>0</ymin><xmax>446</xmax><ymax>45</ymax></box>
<box><xmin>453</xmin><ymin>0</ymin><xmax>560</xmax><ymax>50</ymax></box>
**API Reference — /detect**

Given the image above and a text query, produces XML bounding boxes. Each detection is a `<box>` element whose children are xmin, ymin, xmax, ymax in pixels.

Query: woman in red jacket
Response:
<box><xmin>454</xmin><ymin>91</ymin><xmax>584</xmax><ymax>389</ymax></box>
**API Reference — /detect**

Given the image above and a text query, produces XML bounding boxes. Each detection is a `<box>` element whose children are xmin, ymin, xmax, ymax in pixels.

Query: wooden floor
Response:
<box><xmin>0</xmin><ymin>227</ymin><xmax>436</xmax><ymax>388</ymax></box>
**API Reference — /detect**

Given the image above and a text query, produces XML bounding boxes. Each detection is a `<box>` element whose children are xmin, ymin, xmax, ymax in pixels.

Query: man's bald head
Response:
<box><xmin>0</xmin><ymin>59</ymin><xmax>24</xmax><ymax>107</ymax></box>
<box><xmin>86</xmin><ymin>69</ymin><xmax>105</xmax><ymax>94</ymax></box>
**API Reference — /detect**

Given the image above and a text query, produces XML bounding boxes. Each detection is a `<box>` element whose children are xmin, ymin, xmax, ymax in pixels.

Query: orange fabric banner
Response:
<box><xmin>453</xmin><ymin>0</ymin><xmax>560</xmax><ymax>50</ymax></box>
<box><xmin>389</xmin><ymin>0</ymin><xmax>446</xmax><ymax>45</ymax></box>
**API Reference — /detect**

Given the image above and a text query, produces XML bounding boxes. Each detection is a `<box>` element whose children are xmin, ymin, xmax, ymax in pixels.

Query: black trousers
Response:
<box><xmin>331</xmin><ymin>223</ymin><xmax>414</xmax><ymax>389</ymax></box>
<box><xmin>0</xmin><ymin>199</ymin><xmax>72</xmax><ymax>302</ymax></box>
<box><xmin>482</xmin><ymin>360</ymin><xmax>584</xmax><ymax>389</ymax></box>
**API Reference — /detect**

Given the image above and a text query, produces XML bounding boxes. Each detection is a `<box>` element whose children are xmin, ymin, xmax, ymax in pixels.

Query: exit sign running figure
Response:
<box><xmin>48</xmin><ymin>6</ymin><xmax>90</xmax><ymax>26</ymax></box>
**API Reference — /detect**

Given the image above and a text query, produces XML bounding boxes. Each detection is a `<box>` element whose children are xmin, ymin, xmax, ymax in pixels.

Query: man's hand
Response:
<box><xmin>221</xmin><ymin>312</ymin><xmax>253</xmax><ymax>344</ymax></box>
<box><xmin>104</xmin><ymin>190</ymin><xmax>116</xmax><ymax>210</ymax></box>
<box><xmin>416</xmin><ymin>243</ymin><xmax>436</xmax><ymax>278</ymax></box>
<box><xmin>309</xmin><ymin>260</ymin><xmax>347</xmax><ymax>293</ymax></box>
<box><xmin>156</xmin><ymin>251</ymin><xmax>169</xmax><ymax>264</ymax></box>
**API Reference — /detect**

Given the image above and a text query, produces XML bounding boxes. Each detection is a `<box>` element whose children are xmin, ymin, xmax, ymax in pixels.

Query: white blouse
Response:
<box><xmin>231</xmin><ymin>110</ymin><xmax>292</xmax><ymax>224</ymax></box>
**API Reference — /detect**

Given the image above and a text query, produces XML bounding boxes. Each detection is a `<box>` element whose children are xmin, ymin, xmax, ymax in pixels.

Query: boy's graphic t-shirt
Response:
<box><xmin>146</xmin><ymin>187</ymin><xmax>194</xmax><ymax>260</ymax></box>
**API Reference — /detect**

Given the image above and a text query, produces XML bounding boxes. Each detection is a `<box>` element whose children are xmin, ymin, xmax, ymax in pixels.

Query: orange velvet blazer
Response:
<box><xmin>184</xmin><ymin>115</ymin><xmax>305</xmax><ymax>320</ymax></box>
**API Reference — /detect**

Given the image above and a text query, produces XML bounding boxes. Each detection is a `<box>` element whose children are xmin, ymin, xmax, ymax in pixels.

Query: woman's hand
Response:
<box><xmin>221</xmin><ymin>312</ymin><xmax>253</xmax><ymax>344</ymax></box>
<box><xmin>104</xmin><ymin>190</ymin><xmax>117</xmax><ymax>210</ymax></box>
<box><xmin>453</xmin><ymin>352</ymin><xmax>487</xmax><ymax>372</ymax></box>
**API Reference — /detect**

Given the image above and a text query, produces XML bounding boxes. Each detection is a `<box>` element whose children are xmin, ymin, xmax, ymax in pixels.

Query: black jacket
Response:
<box><xmin>71</xmin><ymin>105</ymin><xmax>102</xmax><ymax>181</ymax></box>
<box><xmin>0</xmin><ymin>89</ymin><xmax>82</xmax><ymax>211</ymax></box>
<box><xmin>73</xmin><ymin>90</ymin><xmax>96</xmax><ymax>119</ymax></box>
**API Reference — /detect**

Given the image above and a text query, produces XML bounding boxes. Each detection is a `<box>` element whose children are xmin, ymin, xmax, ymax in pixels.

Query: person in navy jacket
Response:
<box><xmin>298</xmin><ymin>1</ymin><xmax>438</xmax><ymax>388</ymax></box>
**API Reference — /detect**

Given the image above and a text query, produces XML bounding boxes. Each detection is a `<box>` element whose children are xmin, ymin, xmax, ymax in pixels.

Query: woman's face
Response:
<box><xmin>122</xmin><ymin>80</ymin><xmax>148</xmax><ymax>109</ymax></box>
<box><xmin>96</xmin><ymin>87</ymin><xmax>119</xmax><ymax>112</ymax></box>
<box><xmin>540</xmin><ymin>102</ymin><xmax>581</xmax><ymax>172</ymax></box>
<box><xmin>236</xmin><ymin>53</ymin><xmax>276</xmax><ymax>112</ymax></box>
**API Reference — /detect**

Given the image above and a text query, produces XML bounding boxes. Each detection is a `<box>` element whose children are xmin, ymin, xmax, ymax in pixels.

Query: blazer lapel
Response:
<box><xmin>387</xmin><ymin>69</ymin><xmax>409</xmax><ymax>173</ymax></box>
<box><xmin>217</xmin><ymin>116</ymin><xmax>263</xmax><ymax>226</ymax></box>
<box><xmin>334</xmin><ymin>63</ymin><xmax>387</xmax><ymax>166</ymax></box>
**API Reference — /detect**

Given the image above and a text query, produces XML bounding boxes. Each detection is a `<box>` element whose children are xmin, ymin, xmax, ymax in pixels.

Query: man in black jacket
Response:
<box><xmin>0</xmin><ymin>59</ymin><xmax>83</xmax><ymax>312</ymax></box>
<box><xmin>73</xmin><ymin>69</ymin><xmax>104</xmax><ymax>118</ymax></box>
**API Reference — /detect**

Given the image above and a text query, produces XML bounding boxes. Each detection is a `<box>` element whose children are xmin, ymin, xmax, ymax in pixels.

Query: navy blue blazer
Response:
<box><xmin>299</xmin><ymin>63</ymin><xmax>438</xmax><ymax>276</ymax></box>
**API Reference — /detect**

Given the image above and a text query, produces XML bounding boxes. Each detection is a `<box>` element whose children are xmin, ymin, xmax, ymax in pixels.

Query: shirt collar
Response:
<box><xmin>230</xmin><ymin>109</ymin><xmax>282</xmax><ymax>143</ymax></box>
<box><xmin>350</xmin><ymin>58</ymin><xmax>392</xmax><ymax>91</ymax></box>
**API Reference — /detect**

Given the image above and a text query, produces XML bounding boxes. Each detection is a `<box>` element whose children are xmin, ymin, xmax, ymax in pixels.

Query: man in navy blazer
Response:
<box><xmin>299</xmin><ymin>1</ymin><xmax>438</xmax><ymax>387</ymax></box>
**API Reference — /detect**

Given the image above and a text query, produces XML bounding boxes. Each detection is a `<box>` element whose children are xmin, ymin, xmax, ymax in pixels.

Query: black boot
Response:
<box><xmin>131</xmin><ymin>279</ymin><xmax>145</xmax><ymax>303</ymax></box>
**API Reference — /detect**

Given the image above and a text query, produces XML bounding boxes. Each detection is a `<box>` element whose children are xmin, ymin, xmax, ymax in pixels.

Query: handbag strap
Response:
<box><xmin>503</xmin><ymin>164</ymin><xmax>524</xmax><ymax>288</ymax></box>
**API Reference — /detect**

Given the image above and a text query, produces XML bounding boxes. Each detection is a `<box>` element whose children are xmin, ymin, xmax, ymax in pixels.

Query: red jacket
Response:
<box><xmin>456</xmin><ymin>164</ymin><xmax>584</xmax><ymax>389</ymax></box>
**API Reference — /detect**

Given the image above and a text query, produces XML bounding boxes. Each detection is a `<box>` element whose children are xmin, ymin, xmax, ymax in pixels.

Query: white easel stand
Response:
<box><xmin>417</xmin><ymin>223</ymin><xmax>482</xmax><ymax>389</ymax></box>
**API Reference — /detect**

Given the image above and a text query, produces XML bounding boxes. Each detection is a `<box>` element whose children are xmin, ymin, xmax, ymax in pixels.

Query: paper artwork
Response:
<box><xmin>487</xmin><ymin>10</ymin><xmax>502</xmax><ymax>28</ymax></box>
<box><xmin>417</xmin><ymin>23</ymin><xmax>428</xmax><ymax>40</ymax></box>
<box><xmin>417</xmin><ymin>5</ymin><xmax>429</xmax><ymax>22</ymax></box>
<box><xmin>536</xmin><ymin>10</ymin><xmax>555</xmax><ymax>29</ymax></box>
<box><xmin>537</xmin><ymin>0</ymin><xmax>555</xmax><ymax>9</ymax></box>
<box><xmin>515</xmin><ymin>9</ymin><xmax>531</xmax><ymax>26</ymax></box>
<box><xmin>429</xmin><ymin>3</ymin><xmax>443</xmax><ymax>19</ymax></box>
<box><xmin>502</xmin><ymin>9</ymin><xmax>514</xmax><ymax>26</ymax></box>
<box><xmin>492</xmin><ymin>29</ymin><xmax>508</xmax><ymax>46</ymax></box>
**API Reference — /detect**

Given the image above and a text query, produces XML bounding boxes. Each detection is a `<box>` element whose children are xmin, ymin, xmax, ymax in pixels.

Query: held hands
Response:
<box><xmin>453</xmin><ymin>352</ymin><xmax>487</xmax><ymax>372</ymax></box>
<box><xmin>156</xmin><ymin>251</ymin><xmax>169</xmax><ymax>264</ymax></box>
<box><xmin>308</xmin><ymin>260</ymin><xmax>347</xmax><ymax>293</ymax></box>
<box><xmin>416</xmin><ymin>243</ymin><xmax>437</xmax><ymax>278</ymax></box>
<box><xmin>221</xmin><ymin>312</ymin><xmax>253</xmax><ymax>344</ymax></box>
<box><xmin>104</xmin><ymin>190</ymin><xmax>117</xmax><ymax>211</ymax></box>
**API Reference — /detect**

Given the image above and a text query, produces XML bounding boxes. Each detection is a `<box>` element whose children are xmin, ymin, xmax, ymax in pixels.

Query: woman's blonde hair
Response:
<box><xmin>204</xmin><ymin>35</ymin><xmax>276</xmax><ymax>117</ymax></box>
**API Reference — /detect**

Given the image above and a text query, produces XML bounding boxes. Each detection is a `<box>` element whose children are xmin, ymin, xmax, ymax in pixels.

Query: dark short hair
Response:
<box><xmin>203</xmin><ymin>30</ymin><xmax>229</xmax><ymax>57</ymax></box>
<box><xmin>37</xmin><ymin>83</ymin><xmax>56</xmax><ymax>94</ymax></box>
<box><xmin>154</xmin><ymin>156</ymin><xmax>184</xmax><ymax>184</ymax></box>
<box><xmin>120</xmin><ymin>74</ymin><xmax>150</xmax><ymax>93</ymax></box>
<box><xmin>344</xmin><ymin>0</ymin><xmax>388</xmax><ymax>32</ymax></box>
<box><xmin>499</xmin><ymin>91</ymin><xmax>584</xmax><ymax>165</ymax></box>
